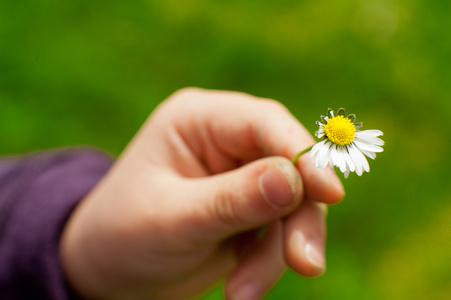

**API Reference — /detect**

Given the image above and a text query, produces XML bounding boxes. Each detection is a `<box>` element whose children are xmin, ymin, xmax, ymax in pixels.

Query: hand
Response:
<box><xmin>60</xmin><ymin>88</ymin><xmax>345</xmax><ymax>300</ymax></box>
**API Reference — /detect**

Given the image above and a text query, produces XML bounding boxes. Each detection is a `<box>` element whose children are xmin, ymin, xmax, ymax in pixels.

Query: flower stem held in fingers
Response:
<box><xmin>291</xmin><ymin>146</ymin><xmax>313</xmax><ymax>165</ymax></box>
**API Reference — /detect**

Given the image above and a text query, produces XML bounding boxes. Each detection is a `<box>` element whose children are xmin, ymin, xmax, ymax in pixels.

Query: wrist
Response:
<box><xmin>60</xmin><ymin>196</ymin><xmax>114</xmax><ymax>300</ymax></box>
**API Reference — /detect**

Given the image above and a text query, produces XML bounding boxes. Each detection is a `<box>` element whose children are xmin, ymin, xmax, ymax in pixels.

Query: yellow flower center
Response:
<box><xmin>324</xmin><ymin>115</ymin><xmax>356</xmax><ymax>146</ymax></box>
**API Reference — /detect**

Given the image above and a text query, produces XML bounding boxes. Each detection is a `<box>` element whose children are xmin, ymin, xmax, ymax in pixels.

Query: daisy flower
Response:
<box><xmin>307</xmin><ymin>108</ymin><xmax>384</xmax><ymax>178</ymax></box>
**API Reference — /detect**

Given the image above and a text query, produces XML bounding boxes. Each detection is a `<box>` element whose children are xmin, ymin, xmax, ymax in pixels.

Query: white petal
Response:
<box><xmin>315</xmin><ymin>129</ymin><xmax>323</xmax><ymax>138</ymax></box>
<box><xmin>329</xmin><ymin>110</ymin><xmax>334</xmax><ymax>118</ymax></box>
<box><xmin>327</xmin><ymin>146</ymin><xmax>348</xmax><ymax>174</ymax></box>
<box><xmin>354</xmin><ymin>134</ymin><xmax>385</xmax><ymax>146</ymax></box>
<box><xmin>335</xmin><ymin>147</ymin><xmax>347</xmax><ymax>173</ymax></box>
<box><xmin>348</xmin><ymin>144</ymin><xmax>369</xmax><ymax>175</ymax></box>
<box><xmin>358</xmin><ymin>150</ymin><xmax>370</xmax><ymax>172</ymax></box>
<box><xmin>328</xmin><ymin>146</ymin><xmax>335</xmax><ymax>170</ymax></box>
<box><xmin>310</xmin><ymin>140</ymin><xmax>326</xmax><ymax>158</ymax></box>
<box><xmin>315</xmin><ymin>128</ymin><xmax>325</xmax><ymax>138</ymax></box>
<box><xmin>357</xmin><ymin>129</ymin><xmax>383</xmax><ymax>137</ymax></box>
<box><xmin>316</xmin><ymin>141</ymin><xmax>332</xmax><ymax>168</ymax></box>
<box><xmin>344</xmin><ymin>169</ymin><xmax>350</xmax><ymax>178</ymax></box>
<box><xmin>343</xmin><ymin>147</ymin><xmax>355</xmax><ymax>172</ymax></box>
<box><xmin>359</xmin><ymin>149</ymin><xmax>377</xmax><ymax>160</ymax></box>
<box><xmin>354</xmin><ymin>140</ymin><xmax>384</xmax><ymax>153</ymax></box>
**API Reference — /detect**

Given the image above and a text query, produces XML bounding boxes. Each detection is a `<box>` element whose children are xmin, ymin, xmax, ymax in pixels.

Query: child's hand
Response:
<box><xmin>61</xmin><ymin>88</ymin><xmax>345</xmax><ymax>300</ymax></box>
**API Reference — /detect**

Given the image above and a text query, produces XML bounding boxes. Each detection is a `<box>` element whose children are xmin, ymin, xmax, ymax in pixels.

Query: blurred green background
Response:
<box><xmin>1</xmin><ymin>0</ymin><xmax>450</xmax><ymax>299</ymax></box>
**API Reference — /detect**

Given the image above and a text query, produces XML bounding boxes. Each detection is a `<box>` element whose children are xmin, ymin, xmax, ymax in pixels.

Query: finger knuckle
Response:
<box><xmin>211</xmin><ymin>185</ymin><xmax>244</xmax><ymax>226</ymax></box>
<box><xmin>262</xmin><ymin>98</ymin><xmax>288</xmax><ymax>112</ymax></box>
<box><xmin>168</xmin><ymin>87</ymin><xmax>203</xmax><ymax>102</ymax></box>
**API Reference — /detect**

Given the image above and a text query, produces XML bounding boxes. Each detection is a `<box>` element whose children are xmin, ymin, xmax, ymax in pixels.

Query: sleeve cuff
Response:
<box><xmin>0</xmin><ymin>148</ymin><xmax>113</xmax><ymax>300</ymax></box>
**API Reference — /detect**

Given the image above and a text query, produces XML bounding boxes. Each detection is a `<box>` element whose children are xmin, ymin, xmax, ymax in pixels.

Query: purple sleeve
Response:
<box><xmin>0</xmin><ymin>148</ymin><xmax>113</xmax><ymax>300</ymax></box>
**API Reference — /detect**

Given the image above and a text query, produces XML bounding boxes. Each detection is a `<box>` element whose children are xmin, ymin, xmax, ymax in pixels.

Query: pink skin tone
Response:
<box><xmin>60</xmin><ymin>88</ymin><xmax>345</xmax><ymax>300</ymax></box>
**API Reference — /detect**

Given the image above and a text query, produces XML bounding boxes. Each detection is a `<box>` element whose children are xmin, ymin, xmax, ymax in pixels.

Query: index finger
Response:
<box><xmin>170</xmin><ymin>88</ymin><xmax>345</xmax><ymax>204</ymax></box>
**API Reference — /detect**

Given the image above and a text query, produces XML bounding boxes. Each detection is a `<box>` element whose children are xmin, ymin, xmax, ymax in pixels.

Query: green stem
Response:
<box><xmin>291</xmin><ymin>145</ymin><xmax>313</xmax><ymax>165</ymax></box>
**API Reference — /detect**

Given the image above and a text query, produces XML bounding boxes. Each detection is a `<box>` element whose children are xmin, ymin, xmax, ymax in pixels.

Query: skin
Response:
<box><xmin>60</xmin><ymin>88</ymin><xmax>345</xmax><ymax>300</ymax></box>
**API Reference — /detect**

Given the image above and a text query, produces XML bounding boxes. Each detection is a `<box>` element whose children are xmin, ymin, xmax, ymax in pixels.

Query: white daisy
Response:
<box><xmin>309</xmin><ymin>108</ymin><xmax>384</xmax><ymax>178</ymax></box>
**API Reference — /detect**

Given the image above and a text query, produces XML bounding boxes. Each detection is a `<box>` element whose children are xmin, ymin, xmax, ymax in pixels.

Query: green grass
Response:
<box><xmin>1</xmin><ymin>1</ymin><xmax>450</xmax><ymax>299</ymax></box>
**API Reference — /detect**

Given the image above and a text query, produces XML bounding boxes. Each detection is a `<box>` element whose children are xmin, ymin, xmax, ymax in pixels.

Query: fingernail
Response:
<box><xmin>232</xmin><ymin>281</ymin><xmax>263</xmax><ymax>300</ymax></box>
<box><xmin>259</xmin><ymin>165</ymin><xmax>295</xmax><ymax>209</ymax></box>
<box><xmin>305</xmin><ymin>242</ymin><xmax>325</xmax><ymax>272</ymax></box>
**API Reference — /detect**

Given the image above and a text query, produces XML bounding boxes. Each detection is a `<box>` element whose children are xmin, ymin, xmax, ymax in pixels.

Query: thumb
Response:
<box><xmin>184</xmin><ymin>157</ymin><xmax>303</xmax><ymax>240</ymax></box>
